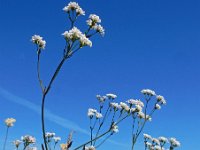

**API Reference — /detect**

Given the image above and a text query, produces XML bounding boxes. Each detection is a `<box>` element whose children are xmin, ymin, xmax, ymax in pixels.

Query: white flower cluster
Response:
<box><xmin>169</xmin><ymin>138</ymin><xmax>181</xmax><ymax>148</ymax></box>
<box><xmin>31</xmin><ymin>35</ymin><xmax>46</xmax><ymax>49</ymax></box>
<box><xmin>87</xmin><ymin>108</ymin><xmax>103</xmax><ymax>119</ymax></box>
<box><xmin>87</xmin><ymin>14</ymin><xmax>105</xmax><ymax>36</ymax></box>
<box><xmin>45</xmin><ymin>132</ymin><xmax>55</xmax><ymax>138</ymax></box>
<box><xmin>13</xmin><ymin>140</ymin><xmax>22</xmax><ymax>148</ymax></box>
<box><xmin>62</xmin><ymin>27</ymin><xmax>92</xmax><ymax>47</ymax></box>
<box><xmin>21</xmin><ymin>135</ymin><xmax>36</xmax><ymax>144</ymax></box>
<box><xmin>96</xmin><ymin>95</ymin><xmax>107</xmax><ymax>102</ymax></box>
<box><xmin>144</xmin><ymin>133</ymin><xmax>180</xmax><ymax>150</ymax></box>
<box><xmin>85</xmin><ymin>145</ymin><xmax>96</xmax><ymax>150</ymax></box>
<box><xmin>45</xmin><ymin>132</ymin><xmax>61</xmax><ymax>145</ymax></box>
<box><xmin>111</xmin><ymin>123</ymin><xmax>119</xmax><ymax>133</ymax></box>
<box><xmin>5</xmin><ymin>118</ymin><xmax>16</xmax><ymax>127</ymax></box>
<box><xmin>141</xmin><ymin>89</ymin><xmax>156</xmax><ymax>96</ymax></box>
<box><xmin>156</xmin><ymin>95</ymin><xmax>167</xmax><ymax>105</ymax></box>
<box><xmin>96</xmin><ymin>93</ymin><xmax>117</xmax><ymax>103</ymax></box>
<box><xmin>53</xmin><ymin>136</ymin><xmax>61</xmax><ymax>143</ymax></box>
<box><xmin>110</xmin><ymin>102</ymin><xmax>122</xmax><ymax>111</ymax></box>
<box><xmin>63</xmin><ymin>2</ymin><xmax>85</xmax><ymax>16</ymax></box>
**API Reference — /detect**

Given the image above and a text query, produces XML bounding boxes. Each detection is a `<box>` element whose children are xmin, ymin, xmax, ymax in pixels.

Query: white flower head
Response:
<box><xmin>155</xmin><ymin>104</ymin><xmax>161</xmax><ymax>110</ymax></box>
<box><xmin>13</xmin><ymin>140</ymin><xmax>22</xmax><ymax>148</ymax></box>
<box><xmin>127</xmin><ymin>99</ymin><xmax>144</xmax><ymax>107</ymax></box>
<box><xmin>137</xmin><ymin>111</ymin><xmax>145</xmax><ymax>119</ymax></box>
<box><xmin>111</xmin><ymin>124</ymin><xmax>119</xmax><ymax>133</ymax></box>
<box><xmin>79</xmin><ymin>34</ymin><xmax>92</xmax><ymax>47</ymax></box>
<box><xmin>93</xmin><ymin>24</ymin><xmax>105</xmax><ymax>36</ymax></box>
<box><xmin>145</xmin><ymin>142</ymin><xmax>152</xmax><ymax>148</ymax></box>
<box><xmin>85</xmin><ymin>145</ymin><xmax>96</xmax><ymax>150</ymax></box>
<box><xmin>110</xmin><ymin>102</ymin><xmax>122</xmax><ymax>111</ymax></box>
<box><xmin>120</xmin><ymin>102</ymin><xmax>130</xmax><ymax>112</ymax></box>
<box><xmin>89</xmin><ymin>14</ymin><xmax>101</xmax><ymax>24</ymax></box>
<box><xmin>5</xmin><ymin>118</ymin><xmax>16</xmax><ymax>127</ymax></box>
<box><xmin>169</xmin><ymin>138</ymin><xmax>181</xmax><ymax>147</ymax></box>
<box><xmin>156</xmin><ymin>95</ymin><xmax>167</xmax><ymax>105</ymax></box>
<box><xmin>106</xmin><ymin>93</ymin><xmax>117</xmax><ymax>99</ymax></box>
<box><xmin>152</xmin><ymin>138</ymin><xmax>160</xmax><ymax>145</ymax></box>
<box><xmin>158</xmin><ymin>136</ymin><xmax>168</xmax><ymax>143</ymax></box>
<box><xmin>53</xmin><ymin>136</ymin><xmax>61</xmax><ymax>143</ymax></box>
<box><xmin>45</xmin><ymin>132</ymin><xmax>55</xmax><ymax>138</ymax></box>
<box><xmin>21</xmin><ymin>135</ymin><xmax>36</xmax><ymax>144</ymax></box>
<box><xmin>143</xmin><ymin>133</ymin><xmax>152</xmax><ymax>140</ymax></box>
<box><xmin>96</xmin><ymin>95</ymin><xmax>107</xmax><ymax>102</ymax></box>
<box><xmin>31</xmin><ymin>35</ymin><xmax>46</xmax><ymax>49</ymax></box>
<box><xmin>87</xmin><ymin>108</ymin><xmax>97</xmax><ymax>118</ymax></box>
<box><xmin>62</xmin><ymin>27</ymin><xmax>92</xmax><ymax>47</ymax></box>
<box><xmin>135</xmin><ymin>104</ymin><xmax>143</xmax><ymax>112</ymax></box>
<box><xmin>141</xmin><ymin>89</ymin><xmax>156</xmax><ymax>96</ymax></box>
<box><xmin>63</xmin><ymin>2</ymin><xmax>85</xmax><ymax>16</ymax></box>
<box><xmin>154</xmin><ymin>145</ymin><xmax>162</xmax><ymax>150</ymax></box>
<box><xmin>96</xmin><ymin>112</ymin><xmax>103</xmax><ymax>119</ymax></box>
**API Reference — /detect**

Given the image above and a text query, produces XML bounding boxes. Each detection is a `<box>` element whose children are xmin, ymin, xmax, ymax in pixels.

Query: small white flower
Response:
<box><xmin>155</xmin><ymin>104</ymin><xmax>161</xmax><ymax>110</ymax></box>
<box><xmin>21</xmin><ymin>135</ymin><xmax>36</xmax><ymax>144</ymax></box>
<box><xmin>169</xmin><ymin>138</ymin><xmax>181</xmax><ymax>147</ymax></box>
<box><xmin>111</xmin><ymin>124</ymin><xmax>119</xmax><ymax>133</ymax></box>
<box><xmin>63</xmin><ymin>2</ymin><xmax>85</xmax><ymax>16</ymax></box>
<box><xmin>53</xmin><ymin>136</ymin><xmax>61</xmax><ymax>143</ymax></box>
<box><xmin>146</xmin><ymin>115</ymin><xmax>152</xmax><ymax>121</ymax></box>
<box><xmin>89</xmin><ymin>14</ymin><xmax>101</xmax><ymax>23</ymax></box>
<box><xmin>145</xmin><ymin>142</ymin><xmax>152</xmax><ymax>148</ymax></box>
<box><xmin>135</xmin><ymin>104</ymin><xmax>143</xmax><ymax>112</ymax></box>
<box><xmin>85</xmin><ymin>145</ymin><xmax>96</xmax><ymax>150</ymax></box>
<box><xmin>127</xmin><ymin>99</ymin><xmax>144</xmax><ymax>107</ymax></box>
<box><xmin>120</xmin><ymin>102</ymin><xmax>130</xmax><ymax>112</ymax></box>
<box><xmin>141</xmin><ymin>89</ymin><xmax>156</xmax><ymax>96</ymax></box>
<box><xmin>76</xmin><ymin>7</ymin><xmax>85</xmax><ymax>16</ymax></box>
<box><xmin>158</xmin><ymin>136</ymin><xmax>168</xmax><ymax>143</ymax></box>
<box><xmin>5</xmin><ymin>118</ymin><xmax>16</xmax><ymax>127</ymax></box>
<box><xmin>143</xmin><ymin>133</ymin><xmax>152</xmax><ymax>140</ymax></box>
<box><xmin>87</xmin><ymin>108</ymin><xmax>97</xmax><ymax>117</ymax></box>
<box><xmin>62</xmin><ymin>27</ymin><xmax>92</xmax><ymax>47</ymax></box>
<box><xmin>79</xmin><ymin>34</ymin><xmax>92</xmax><ymax>47</ymax></box>
<box><xmin>45</xmin><ymin>132</ymin><xmax>55</xmax><ymax>138</ymax></box>
<box><xmin>106</xmin><ymin>93</ymin><xmax>117</xmax><ymax>99</ymax></box>
<box><xmin>96</xmin><ymin>112</ymin><xmax>103</xmax><ymax>119</ymax></box>
<box><xmin>137</xmin><ymin>111</ymin><xmax>145</xmax><ymax>119</ymax></box>
<box><xmin>110</xmin><ymin>102</ymin><xmax>122</xmax><ymax>110</ymax></box>
<box><xmin>154</xmin><ymin>145</ymin><xmax>162</xmax><ymax>150</ymax></box>
<box><xmin>156</xmin><ymin>95</ymin><xmax>167</xmax><ymax>105</ymax></box>
<box><xmin>13</xmin><ymin>140</ymin><xmax>22</xmax><ymax>148</ymax></box>
<box><xmin>31</xmin><ymin>35</ymin><xmax>46</xmax><ymax>49</ymax></box>
<box><xmin>93</xmin><ymin>24</ymin><xmax>105</xmax><ymax>36</ymax></box>
<box><xmin>152</xmin><ymin>138</ymin><xmax>160</xmax><ymax>145</ymax></box>
<box><xmin>96</xmin><ymin>95</ymin><xmax>107</xmax><ymax>102</ymax></box>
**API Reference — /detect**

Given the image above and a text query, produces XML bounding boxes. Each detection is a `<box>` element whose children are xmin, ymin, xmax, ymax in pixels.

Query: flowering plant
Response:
<box><xmin>2</xmin><ymin>1</ymin><xmax>180</xmax><ymax>150</ymax></box>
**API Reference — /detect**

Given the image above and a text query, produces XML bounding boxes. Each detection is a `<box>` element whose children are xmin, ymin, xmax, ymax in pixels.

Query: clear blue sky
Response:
<box><xmin>0</xmin><ymin>0</ymin><xmax>200</xmax><ymax>149</ymax></box>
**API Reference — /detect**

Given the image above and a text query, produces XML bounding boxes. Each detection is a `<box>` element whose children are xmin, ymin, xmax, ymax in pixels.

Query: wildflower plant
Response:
<box><xmin>31</xmin><ymin>1</ymin><xmax>104</xmax><ymax>150</ymax></box>
<box><xmin>2</xmin><ymin>1</ymin><xmax>181</xmax><ymax>150</ymax></box>
<box><xmin>3</xmin><ymin>118</ymin><xmax>16</xmax><ymax>150</ymax></box>
<box><xmin>72</xmin><ymin>90</ymin><xmax>167</xmax><ymax>150</ymax></box>
<box><xmin>143</xmin><ymin>133</ymin><xmax>180</xmax><ymax>150</ymax></box>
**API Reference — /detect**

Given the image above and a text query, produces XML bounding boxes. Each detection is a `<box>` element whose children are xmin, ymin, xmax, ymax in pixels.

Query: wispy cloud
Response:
<box><xmin>0</xmin><ymin>86</ymin><xmax>88</xmax><ymax>134</ymax></box>
<box><xmin>0</xmin><ymin>87</ymin><xmax>128</xmax><ymax>148</ymax></box>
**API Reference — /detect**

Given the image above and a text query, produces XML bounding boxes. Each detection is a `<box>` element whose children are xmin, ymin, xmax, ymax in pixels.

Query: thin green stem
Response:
<box><xmin>3</xmin><ymin>127</ymin><xmax>9</xmax><ymax>150</ymax></box>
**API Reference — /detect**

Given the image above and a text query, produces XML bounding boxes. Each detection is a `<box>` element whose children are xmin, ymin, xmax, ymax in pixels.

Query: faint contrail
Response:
<box><xmin>0</xmin><ymin>86</ymin><xmax>88</xmax><ymax>134</ymax></box>
<box><xmin>0</xmin><ymin>86</ymin><xmax>128</xmax><ymax>148</ymax></box>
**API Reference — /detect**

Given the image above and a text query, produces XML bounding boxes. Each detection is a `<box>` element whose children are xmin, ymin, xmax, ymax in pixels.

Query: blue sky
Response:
<box><xmin>0</xmin><ymin>0</ymin><xmax>200</xmax><ymax>149</ymax></box>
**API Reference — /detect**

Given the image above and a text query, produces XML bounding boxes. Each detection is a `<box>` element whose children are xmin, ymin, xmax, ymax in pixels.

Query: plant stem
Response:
<box><xmin>73</xmin><ymin>129</ymin><xmax>111</xmax><ymax>150</ymax></box>
<box><xmin>3</xmin><ymin>127</ymin><xmax>9</xmax><ymax>150</ymax></box>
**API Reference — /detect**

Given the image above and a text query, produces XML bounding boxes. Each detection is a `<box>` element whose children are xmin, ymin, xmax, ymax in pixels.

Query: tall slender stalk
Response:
<box><xmin>3</xmin><ymin>127</ymin><xmax>9</xmax><ymax>150</ymax></box>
